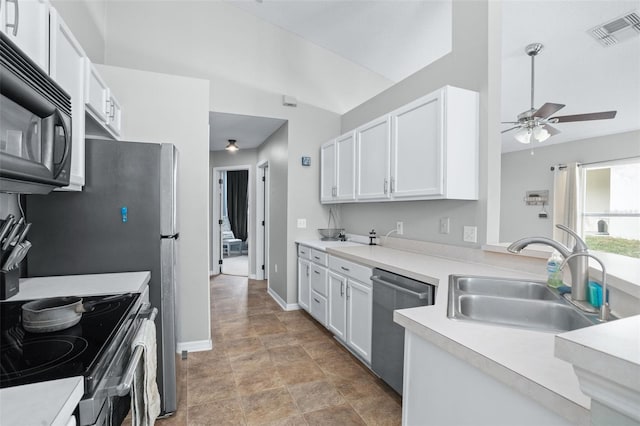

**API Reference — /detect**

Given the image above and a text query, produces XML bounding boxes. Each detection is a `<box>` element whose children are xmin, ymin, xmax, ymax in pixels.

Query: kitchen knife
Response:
<box><xmin>2</xmin><ymin>240</ymin><xmax>31</xmax><ymax>271</ymax></box>
<box><xmin>0</xmin><ymin>215</ymin><xmax>16</xmax><ymax>244</ymax></box>
<box><xmin>14</xmin><ymin>222</ymin><xmax>31</xmax><ymax>245</ymax></box>
<box><xmin>1</xmin><ymin>217</ymin><xmax>23</xmax><ymax>250</ymax></box>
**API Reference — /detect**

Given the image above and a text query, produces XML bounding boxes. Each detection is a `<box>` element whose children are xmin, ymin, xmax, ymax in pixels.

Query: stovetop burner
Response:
<box><xmin>0</xmin><ymin>293</ymin><xmax>138</xmax><ymax>390</ymax></box>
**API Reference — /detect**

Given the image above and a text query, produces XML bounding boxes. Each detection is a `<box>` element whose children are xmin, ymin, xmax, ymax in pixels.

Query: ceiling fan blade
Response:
<box><xmin>501</xmin><ymin>121</ymin><xmax>520</xmax><ymax>124</ymax></box>
<box><xmin>533</xmin><ymin>103</ymin><xmax>565</xmax><ymax>119</ymax></box>
<box><xmin>501</xmin><ymin>126</ymin><xmax>520</xmax><ymax>134</ymax></box>
<box><xmin>543</xmin><ymin>124</ymin><xmax>560</xmax><ymax>136</ymax></box>
<box><xmin>550</xmin><ymin>111</ymin><xmax>617</xmax><ymax>123</ymax></box>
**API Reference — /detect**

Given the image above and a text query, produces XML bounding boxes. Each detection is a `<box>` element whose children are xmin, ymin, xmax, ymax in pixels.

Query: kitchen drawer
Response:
<box><xmin>297</xmin><ymin>244</ymin><xmax>312</xmax><ymax>260</ymax></box>
<box><xmin>329</xmin><ymin>256</ymin><xmax>372</xmax><ymax>286</ymax></box>
<box><xmin>309</xmin><ymin>290</ymin><xmax>327</xmax><ymax>326</ymax></box>
<box><xmin>310</xmin><ymin>264</ymin><xmax>328</xmax><ymax>296</ymax></box>
<box><xmin>310</xmin><ymin>249</ymin><xmax>328</xmax><ymax>266</ymax></box>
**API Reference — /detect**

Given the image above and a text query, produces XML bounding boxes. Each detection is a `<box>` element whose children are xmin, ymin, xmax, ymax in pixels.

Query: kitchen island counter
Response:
<box><xmin>327</xmin><ymin>244</ymin><xmax>593</xmax><ymax>425</ymax></box>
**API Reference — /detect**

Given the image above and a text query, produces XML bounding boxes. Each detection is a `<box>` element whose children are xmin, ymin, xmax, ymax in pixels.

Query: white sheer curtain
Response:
<box><xmin>552</xmin><ymin>162</ymin><xmax>581</xmax><ymax>246</ymax></box>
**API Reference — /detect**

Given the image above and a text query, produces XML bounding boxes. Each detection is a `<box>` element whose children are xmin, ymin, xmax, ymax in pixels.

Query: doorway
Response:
<box><xmin>214</xmin><ymin>166</ymin><xmax>252</xmax><ymax>276</ymax></box>
<box><xmin>256</xmin><ymin>161</ymin><xmax>269</xmax><ymax>281</ymax></box>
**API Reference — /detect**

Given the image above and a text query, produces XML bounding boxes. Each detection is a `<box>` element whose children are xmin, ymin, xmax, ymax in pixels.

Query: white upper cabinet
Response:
<box><xmin>320</xmin><ymin>131</ymin><xmax>356</xmax><ymax>204</ymax></box>
<box><xmin>356</xmin><ymin>116</ymin><xmax>391</xmax><ymax>201</ymax></box>
<box><xmin>0</xmin><ymin>0</ymin><xmax>49</xmax><ymax>72</ymax></box>
<box><xmin>323</xmin><ymin>85</ymin><xmax>478</xmax><ymax>204</ymax></box>
<box><xmin>320</xmin><ymin>141</ymin><xmax>336</xmax><ymax>203</ymax></box>
<box><xmin>85</xmin><ymin>60</ymin><xmax>110</xmax><ymax>124</ymax></box>
<box><xmin>49</xmin><ymin>8</ymin><xmax>86</xmax><ymax>191</ymax></box>
<box><xmin>391</xmin><ymin>91</ymin><xmax>443</xmax><ymax>199</ymax></box>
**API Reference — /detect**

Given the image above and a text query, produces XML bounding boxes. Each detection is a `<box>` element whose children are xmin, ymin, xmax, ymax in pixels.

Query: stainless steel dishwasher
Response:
<box><xmin>371</xmin><ymin>268</ymin><xmax>435</xmax><ymax>395</ymax></box>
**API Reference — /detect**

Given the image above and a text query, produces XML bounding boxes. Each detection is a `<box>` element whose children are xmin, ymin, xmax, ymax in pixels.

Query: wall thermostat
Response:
<box><xmin>301</xmin><ymin>156</ymin><xmax>311</xmax><ymax>166</ymax></box>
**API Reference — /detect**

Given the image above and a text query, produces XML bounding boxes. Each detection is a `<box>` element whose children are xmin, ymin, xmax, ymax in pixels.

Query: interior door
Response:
<box><xmin>217</xmin><ymin>171</ymin><xmax>224</xmax><ymax>274</ymax></box>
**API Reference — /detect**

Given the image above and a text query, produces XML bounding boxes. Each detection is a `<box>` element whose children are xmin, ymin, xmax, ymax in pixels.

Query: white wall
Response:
<box><xmin>96</xmin><ymin>65</ymin><xmax>211</xmax><ymax>348</ymax></box>
<box><xmin>51</xmin><ymin>0</ymin><xmax>106</xmax><ymax>62</ymax></box>
<box><xmin>338</xmin><ymin>0</ymin><xmax>502</xmax><ymax>247</ymax></box>
<box><xmin>103</xmin><ymin>1</ymin><xmax>391</xmax><ymax>115</ymax></box>
<box><xmin>210</xmin><ymin>149</ymin><xmax>259</xmax><ymax>275</ymax></box>
<box><xmin>500</xmin><ymin>130</ymin><xmax>640</xmax><ymax>243</ymax></box>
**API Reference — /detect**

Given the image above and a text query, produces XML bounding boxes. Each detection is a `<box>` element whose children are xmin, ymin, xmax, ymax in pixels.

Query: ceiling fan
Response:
<box><xmin>502</xmin><ymin>42</ymin><xmax>617</xmax><ymax>144</ymax></box>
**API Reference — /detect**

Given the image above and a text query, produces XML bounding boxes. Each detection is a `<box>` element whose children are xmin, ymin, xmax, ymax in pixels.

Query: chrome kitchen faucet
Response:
<box><xmin>508</xmin><ymin>224</ymin><xmax>592</xmax><ymax>310</ymax></box>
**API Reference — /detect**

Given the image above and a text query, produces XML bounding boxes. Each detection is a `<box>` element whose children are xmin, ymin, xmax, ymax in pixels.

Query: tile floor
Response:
<box><xmin>157</xmin><ymin>274</ymin><xmax>401</xmax><ymax>425</ymax></box>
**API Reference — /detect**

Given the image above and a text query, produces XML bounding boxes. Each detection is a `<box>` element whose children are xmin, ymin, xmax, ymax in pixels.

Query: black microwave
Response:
<box><xmin>0</xmin><ymin>32</ymin><xmax>72</xmax><ymax>194</ymax></box>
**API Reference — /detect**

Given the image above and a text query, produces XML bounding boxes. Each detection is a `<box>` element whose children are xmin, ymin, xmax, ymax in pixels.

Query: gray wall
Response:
<box><xmin>257</xmin><ymin>124</ymin><xmax>289</xmax><ymax>301</ymax></box>
<box><xmin>339</xmin><ymin>0</ymin><xmax>502</xmax><ymax>247</ymax></box>
<box><xmin>500</xmin><ymin>130</ymin><xmax>640</xmax><ymax>242</ymax></box>
<box><xmin>209</xmin><ymin>149</ymin><xmax>259</xmax><ymax>275</ymax></box>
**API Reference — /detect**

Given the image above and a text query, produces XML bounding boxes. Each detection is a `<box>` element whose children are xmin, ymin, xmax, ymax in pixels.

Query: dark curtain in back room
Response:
<box><xmin>227</xmin><ymin>170</ymin><xmax>248</xmax><ymax>241</ymax></box>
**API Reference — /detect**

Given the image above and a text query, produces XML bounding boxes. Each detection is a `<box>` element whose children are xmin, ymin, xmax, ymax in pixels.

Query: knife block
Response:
<box><xmin>0</xmin><ymin>248</ymin><xmax>19</xmax><ymax>300</ymax></box>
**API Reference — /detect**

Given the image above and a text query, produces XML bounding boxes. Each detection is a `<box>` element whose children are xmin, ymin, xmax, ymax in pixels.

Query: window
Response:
<box><xmin>581</xmin><ymin>158</ymin><xmax>640</xmax><ymax>259</ymax></box>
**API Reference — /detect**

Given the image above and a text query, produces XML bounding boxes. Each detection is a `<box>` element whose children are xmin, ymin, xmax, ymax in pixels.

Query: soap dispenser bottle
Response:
<box><xmin>546</xmin><ymin>250</ymin><xmax>563</xmax><ymax>288</ymax></box>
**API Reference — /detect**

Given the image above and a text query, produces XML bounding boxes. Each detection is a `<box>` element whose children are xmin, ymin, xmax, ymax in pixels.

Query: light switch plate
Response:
<box><xmin>297</xmin><ymin>218</ymin><xmax>307</xmax><ymax>228</ymax></box>
<box><xmin>439</xmin><ymin>217</ymin><xmax>450</xmax><ymax>234</ymax></box>
<box><xmin>463</xmin><ymin>226</ymin><xmax>477</xmax><ymax>243</ymax></box>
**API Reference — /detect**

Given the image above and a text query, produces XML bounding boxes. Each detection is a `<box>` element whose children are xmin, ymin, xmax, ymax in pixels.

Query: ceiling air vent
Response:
<box><xmin>589</xmin><ymin>11</ymin><xmax>640</xmax><ymax>47</ymax></box>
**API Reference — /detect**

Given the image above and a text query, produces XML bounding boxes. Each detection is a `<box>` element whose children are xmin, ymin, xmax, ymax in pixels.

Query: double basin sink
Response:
<box><xmin>447</xmin><ymin>275</ymin><xmax>599</xmax><ymax>333</ymax></box>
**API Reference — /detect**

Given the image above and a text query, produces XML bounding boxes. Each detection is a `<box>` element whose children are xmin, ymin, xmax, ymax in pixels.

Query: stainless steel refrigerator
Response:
<box><xmin>25</xmin><ymin>138</ymin><xmax>179</xmax><ymax>416</ymax></box>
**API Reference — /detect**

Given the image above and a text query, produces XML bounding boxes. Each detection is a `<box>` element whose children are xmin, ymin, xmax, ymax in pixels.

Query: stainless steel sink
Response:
<box><xmin>447</xmin><ymin>275</ymin><xmax>596</xmax><ymax>333</ymax></box>
<box><xmin>454</xmin><ymin>276</ymin><xmax>558</xmax><ymax>300</ymax></box>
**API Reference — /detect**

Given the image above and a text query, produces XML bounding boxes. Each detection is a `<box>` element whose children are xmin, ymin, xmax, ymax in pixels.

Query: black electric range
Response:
<box><xmin>0</xmin><ymin>293</ymin><xmax>139</xmax><ymax>394</ymax></box>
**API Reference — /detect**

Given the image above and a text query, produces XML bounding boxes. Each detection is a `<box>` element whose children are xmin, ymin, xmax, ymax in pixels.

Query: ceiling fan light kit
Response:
<box><xmin>503</xmin><ymin>42</ymin><xmax>618</xmax><ymax>145</ymax></box>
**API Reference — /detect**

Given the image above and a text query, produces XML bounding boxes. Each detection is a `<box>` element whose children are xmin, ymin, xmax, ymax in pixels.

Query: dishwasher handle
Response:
<box><xmin>371</xmin><ymin>275</ymin><xmax>431</xmax><ymax>300</ymax></box>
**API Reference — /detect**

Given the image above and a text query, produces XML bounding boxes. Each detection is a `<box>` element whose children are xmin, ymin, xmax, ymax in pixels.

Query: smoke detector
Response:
<box><xmin>589</xmin><ymin>10</ymin><xmax>640</xmax><ymax>46</ymax></box>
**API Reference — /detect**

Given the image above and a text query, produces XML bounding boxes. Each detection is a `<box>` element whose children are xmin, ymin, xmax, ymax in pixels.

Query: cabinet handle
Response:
<box><xmin>314</xmin><ymin>256</ymin><xmax>320</xmax><ymax>260</ymax></box>
<box><xmin>306</xmin><ymin>265</ymin><xmax>309</xmax><ymax>277</ymax></box>
<box><xmin>106</xmin><ymin>99</ymin><xmax>111</xmax><ymax>115</ymax></box>
<box><xmin>332</xmin><ymin>186</ymin><xmax>336</xmax><ymax>197</ymax></box>
<box><xmin>300</xmin><ymin>250</ymin><xmax>306</xmax><ymax>254</ymax></box>
<box><xmin>340</xmin><ymin>282</ymin><xmax>344</xmax><ymax>296</ymax></box>
<box><xmin>390</xmin><ymin>177</ymin><xmax>395</xmax><ymax>193</ymax></box>
<box><xmin>383</xmin><ymin>178</ymin><xmax>388</xmax><ymax>194</ymax></box>
<box><xmin>314</xmin><ymin>270</ymin><xmax>320</xmax><ymax>275</ymax></box>
<box><xmin>313</xmin><ymin>298</ymin><xmax>320</xmax><ymax>304</ymax></box>
<box><xmin>110</xmin><ymin>102</ymin><xmax>115</xmax><ymax>119</ymax></box>
<box><xmin>6</xmin><ymin>0</ymin><xmax>19</xmax><ymax>36</ymax></box>
<box><xmin>346</xmin><ymin>285</ymin><xmax>350</xmax><ymax>300</ymax></box>
<box><xmin>341</xmin><ymin>266</ymin><xmax>350</xmax><ymax>272</ymax></box>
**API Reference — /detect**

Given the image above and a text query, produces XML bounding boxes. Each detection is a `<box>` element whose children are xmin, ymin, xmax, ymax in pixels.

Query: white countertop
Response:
<box><xmin>5</xmin><ymin>271</ymin><xmax>151</xmax><ymax>301</ymax></box>
<box><xmin>0</xmin><ymin>377</ymin><xmax>84</xmax><ymax>426</ymax></box>
<box><xmin>0</xmin><ymin>271</ymin><xmax>151</xmax><ymax>425</ymax></box>
<box><xmin>555</xmin><ymin>315</ymin><xmax>640</xmax><ymax>393</ymax></box>
<box><xmin>326</xmin><ymin>244</ymin><xmax>592</xmax><ymax>425</ymax></box>
<box><xmin>296</xmin><ymin>239</ymin><xmax>363</xmax><ymax>252</ymax></box>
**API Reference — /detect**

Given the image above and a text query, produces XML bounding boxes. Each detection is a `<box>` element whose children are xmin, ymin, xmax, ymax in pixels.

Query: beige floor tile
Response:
<box><xmin>303</xmin><ymin>404</ymin><xmax>366</xmax><ymax>426</ymax></box>
<box><xmin>350</xmin><ymin>395</ymin><xmax>402</xmax><ymax>426</ymax></box>
<box><xmin>275</xmin><ymin>360</ymin><xmax>326</xmax><ymax>385</ymax></box>
<box><xmin>287</xmin><ymin>380</ymin><xmax>345</xmax><ymax>413</ymax></box>
<box><xmin>234</xmin><ymin>367</ymin><xmax>284</xmax><ymax>396</ymax></box>
<box><xmin>259</xmin><ymin>332</ymin><xmax>299</xmax><ymax>349</ymax></box>
<box><xmin>187</xmin><ymin>397</ymin><xmax>246</xmax><ymax>425</ymax></box>
<box><xmin>240</xmin><ymin>387</ymin><xmax>300</xmax><ymax>425</ymax></box>
<box><xmin>223</xmin><ymin>336</ymin><xmax>266</xmax><ymax>357</ymax></box>
<box><xmin>229</xmin><ymin>349</ymin><xmax>273</xmax><ymax>371</ymax></box>
<box><xmin>187</xmin><ymin>373</ymin><xmax>239</xmax><ymax>407</ymax></box>
<box><xmin>299</xmin><ymin>339</ymin><xmax>345</xmax><ymax>359</ymax></box>
<box><xmin>268</xmin><ymin>345</ymin><xmax>313</xmax><ymax>365</ymax></box>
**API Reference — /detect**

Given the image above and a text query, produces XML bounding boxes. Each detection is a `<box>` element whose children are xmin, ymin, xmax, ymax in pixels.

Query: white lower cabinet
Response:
<box><xmin>309</xmin><ymin>290</ymin><xmax>327</xmax><ymax>326</ymax></box>
<box><xmin>327</xmin><ymin>256</ymin><xmax>373</xmax><ymax>364</ymax></box>
<box><xmin>297</xmin><ymin>257</ymin><xmax>310</xmax><ymax>312</ymax></box>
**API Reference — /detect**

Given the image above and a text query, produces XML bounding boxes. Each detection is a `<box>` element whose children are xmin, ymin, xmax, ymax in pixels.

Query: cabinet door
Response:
<box><xmin>1</xmin><ymin>0</ymin><xmax>49</xmax><ymax>72</ymax></box>
<box><xmin>327</xmin><ymin>271</ymin><xmax>347</xmax><ymax>341</ymax></box>
<box><xmin>106</xmin><ymin>95</ymin><xmax>122</xmax><ymax>138</ymax></box>
<box><xmin>347</xmin><ymin>279</ymin><xmax>372</xmax><ymax>363</ymax></box>
<box><xmin>357</xmin><ymin>116</ymin><xmax>391</xmax><ymax>201</ymax></box>
<box><xmin>320</xmin><ymin>140</ymin><xmax>336</xmax><ymax>203</ymax></box>
<box><xmin>49</xmin><ymin>9</ymin><xmax>86</xmax><ymax>190</ymax></box>
<box><xmin>391</xmin><ymin>91</ymin><xmax>444</xmax><ymax>198</ymax></box>
<box><xmin>309</xmin><ymin>264</ymin><xmax>328</xmax><ymax>297</ymax></box>
<box><xmin>335</xmin><ymin>132</ymin><xmax>355</xmax><ymax>201</ymax></box>
<box><xmin>297</xmin><ymin>258</ymin><xmax>310</xmax><ymax>312</ymax></box>
<box><xmin>85</xmin><ymin>59</ymin><xmax>110</xmax><ymax>123</ymax></box>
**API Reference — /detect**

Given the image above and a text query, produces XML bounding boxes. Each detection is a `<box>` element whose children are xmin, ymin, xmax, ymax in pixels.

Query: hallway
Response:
<box><xmin>158</xmin><ymin>274</ymin><xmax>401</xmax><ymax>425</ymax></box>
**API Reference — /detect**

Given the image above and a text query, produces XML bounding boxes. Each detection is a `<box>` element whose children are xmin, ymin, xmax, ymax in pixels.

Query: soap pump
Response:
<box><xmin>369</xmin><ymin>229</ymin><xmax>377</xmax><ymax>245</ymax></box>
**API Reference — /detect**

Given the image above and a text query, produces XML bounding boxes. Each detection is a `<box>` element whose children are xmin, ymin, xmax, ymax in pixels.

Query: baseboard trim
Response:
<box><xmin>176</xmin><ymin>339</ymin><xmax>212</xmax><ymax>353</ymax></box>
<box><xmin>268</xmin><ymin>288</ymin><xmax>300</xmax><ymax>311</ymax></box>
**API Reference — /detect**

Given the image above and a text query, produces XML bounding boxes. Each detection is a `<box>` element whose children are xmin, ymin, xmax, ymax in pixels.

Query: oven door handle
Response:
<box><xmin>108</xmin><ymin>307</ymin><xmax>158</xmax><ymax>397</ymax></box>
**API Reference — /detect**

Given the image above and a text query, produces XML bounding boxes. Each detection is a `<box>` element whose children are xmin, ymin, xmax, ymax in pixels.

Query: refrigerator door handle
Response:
<box><xmin>161</xmin><ymin>233</ymin><xmax>179</xmax><ymax>240</ymax></box>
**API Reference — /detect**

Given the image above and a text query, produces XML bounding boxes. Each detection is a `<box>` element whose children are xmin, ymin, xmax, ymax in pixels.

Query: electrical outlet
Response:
<box><xmin>396</xmin><ymin>221</ymin><xmax>404</xmax><ymax>235</ymax></box>
<box><xmin>439</xmin><ymin>217</ymin><xmax>450</xmax><ymax>234</ymax></box>
<box><xmin>297</xmin><ymin>218</ymin><xmax>307</xmax><ymax>228</ymax></box>
<box><xmin>463</xmin><ymin>226</ymin><xmax>477</xmax><ymax>243</ymax></box>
